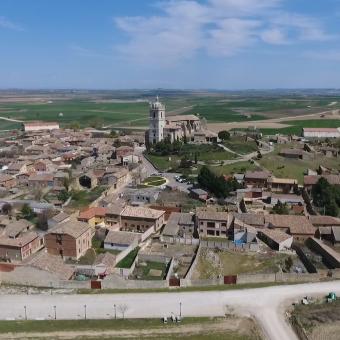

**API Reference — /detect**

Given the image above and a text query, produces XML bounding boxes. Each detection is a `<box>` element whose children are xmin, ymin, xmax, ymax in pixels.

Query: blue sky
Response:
<box><xmin>1</xmin><ymin>0</ymin><xmax>340</xmax><ymax>89</ymax></box>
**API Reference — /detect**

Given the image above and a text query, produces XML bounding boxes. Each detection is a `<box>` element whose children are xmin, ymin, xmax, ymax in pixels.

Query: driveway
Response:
<box><xmin>1</xmin><ymin>281</ymin><xmax>340</xmax><ymax>340</ymax></box>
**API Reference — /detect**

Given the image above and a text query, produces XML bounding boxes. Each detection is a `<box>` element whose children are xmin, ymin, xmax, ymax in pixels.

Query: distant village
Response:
<box><xmin>0</xmin><ymin>98</ymin><xmax>340</xmax><ymax>290</ymax></box>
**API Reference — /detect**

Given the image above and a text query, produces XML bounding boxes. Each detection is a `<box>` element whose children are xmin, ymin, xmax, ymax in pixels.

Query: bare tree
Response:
<box><xmin>118</xmin><ymin>304</ymin><xmax>128</xmax><ymax>319</ymax></box>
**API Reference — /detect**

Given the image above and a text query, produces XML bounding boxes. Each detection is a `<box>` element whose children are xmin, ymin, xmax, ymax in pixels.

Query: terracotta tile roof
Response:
<box><xmin>245</xmin><ymin>171</ymin><xmax>271</xmax><ymax>180</ymax></box>
<box><xmin>196</xmin><ymin>210</ymin><xmax>230</xmax><ymax>222</ymax></box>
<box><xmin>260</xmin><ymin>228</ymin><xmax>293</xmax><ymax>243</ymax></box>
<box><xmin>78</xmin><ymin>207</ymin><xmax>107</xmax><ymax>220</ymax></box>
<box><xmin>104</xmin><ymin>230</ymin><xmax>138</xmax><ymax>245</ymax></box>
<box><xmin>50</xmin><ymin>220</ymin><xmax>91</xmax><ymax>239</ymax></box>
<box><xmin>121</xmin><ymin>206</ymin><xmax>165</xmax><ymax>219</ymax></box>
<box><xmin>265</xmin><ymin>214</ymin><xmax>315</xmax><ymax>235</ymax></box>
<box><xmin>0</xmin><ymin>232</ymin><xmax>39</xmax><ymax>248</ymax></box>
<box><xmin>29</xmin><ymin>251</ymin><xmax>74</xmax><ymax>280</ymax></box>
<box><xmin>28</xmin><ymin>173</ymin><xmax>54</xmax><ymax>182</ymax></box>
<box><xmin>304</xmin><ymin>175</ymin><xmax>340</xmax><ymax>186</ymax></box>
<box><xmin>309</xmin><ymin>215</ymin><xmax>340</xmax><ymax>226</ymax></box>
<box><xmin>233</xmin><ymin>213</ymin><xmax>265</xmax><ymax>226</ymax></box>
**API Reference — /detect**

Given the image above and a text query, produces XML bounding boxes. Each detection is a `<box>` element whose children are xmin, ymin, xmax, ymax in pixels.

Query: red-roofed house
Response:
<box><xmin>78</xmin><ymin>207</ymin><xmax>107</xmax><ymax>227</ymax></box>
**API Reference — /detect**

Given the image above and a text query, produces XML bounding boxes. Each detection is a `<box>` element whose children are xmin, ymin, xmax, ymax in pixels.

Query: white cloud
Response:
<box><xmin>0</xmin><ymin>16</ymin><xmax>24</xmax><ymax>31</ymax></box>
<box><xmin>261</xmin><ymin>28</ymin><xmax>288</xmax><ymax>44</ymax></box>
<box><xmin>113</xmin><ymin>0</ymin><xmax>334</xmax><ymax>65</ymax></box>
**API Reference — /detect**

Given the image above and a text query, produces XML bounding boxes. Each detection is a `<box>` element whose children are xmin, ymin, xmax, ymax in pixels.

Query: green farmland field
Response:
<box><xmin>1</xmin><ymin>92</ymin><xmax>340</xmax><ymax>130</ymax></box>
<box><xmin>259</xmin><ymin>119</ymin><xmax>340</xmax><ymax>136</ymax></box>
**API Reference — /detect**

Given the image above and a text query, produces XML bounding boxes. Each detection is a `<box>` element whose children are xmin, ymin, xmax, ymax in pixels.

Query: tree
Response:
<box><xmin>68</xmin><ymin>122</ymin><xmax>80</xmax><ymax>131</ymax></box>
<box><xmin>36</xmin><ymin>209</ymin><xmax>53</xmax><ymax>231</ymax></box>
<box><xmin>179</xmin><ymin>156</ymin><xmax>192</xmax><ymax>169</ymax></box>
<box><xmin>197</xmin><ymin>166</ymin><xmax>241</xmax><ymax>198</ymax></box>
<box><xmin>58</xmin><ymin>189</ymin><xmax>71</xmax><ymax>203</ymax></box>
<box><xmin>113</xmin><ymin>139</ymin><xmax>122</xmax><ymax>148</ymax></box>
<box><xmin>284</xmin><ymin>256</ymin><xmax>294</xmax><ymax>272</ymax></box>
<box><xmin>194</xmin><ymin>152</ymin><xmax>198</xmax><ymax>164</ymax></box>
<box><xmin>271</xmin><ymin>201</ymin><xmax>289</xmax><ymax>215</ymax></box>
<box><xmin>218</xmin><ymin>130</ymin><xmax>230</xmax><ymax>141</ymax></box>
<box><xmin>21</xmin><ymin>204</ymin><xmax>34</xmax><ymax>220</ymax></box>
<box><xmin>1</xmin><ymin>203</ymin><xmax>12</xmax><ymax>216</ymax></box>
<box><xmin>312</xmin><ymin>177</ymin><xmax>340</xmax><ymax>216</ymax></box>
<box><xmin>118</xmin><ymin>304</ymin><xmax>128</xmax><ymax>319</ymax></box>
<box><xmin>63</xmin><ymin>177</ymin><xmax>71</xmax><ymax>191</ymax></box>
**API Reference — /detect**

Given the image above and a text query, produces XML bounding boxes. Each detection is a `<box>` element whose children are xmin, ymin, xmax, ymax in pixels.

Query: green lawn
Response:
<box><xmin>142</xmin><ymin>176</ymin><xmax>167</xmax><ymax>187</ymax></box>
<box><xmin>0</xmin><ymin>318</ymin><xmax>211</xmax><ymax>333</ymax></box>
<box><xmin>145</xmin><ymin>154</ymin><xmax>180</xmax><ymax>171</ymax></box>
<box><xmin>209</xmin><ymin>161</ymin><xmax>258</xmax><ymax>176</ymax></box>
<box><xmin>116</xmin><ymin>247</ymin><xmax>140</xmax><ymax>269</ymax></box>
<box><xmin>223</xmin><ymin>137</ymin><xmax>258</xmax><ymax>155</ymax></box>
<box><xmin>68</xmin><ymin>186</ymin><xmax>107</xmax><ymax>208</ymax></box>
<box><xmin>135</xmin><ymin>261</ymin><xmax>168</xmax><ymax>280</ymax></box>
<box><xmin>258</xmin><ymin>143</ymin><xmax>340</xmax><ymax>183</ymax></box>
<box><xmin>0</xmin><ymin>318</ymin><xmax>259</xmax><ymax>340</ymax></box>
<box><xmin>146</xmin><ymin>144</ymin><xmax>236</xmax><ymax>171</ymax></box>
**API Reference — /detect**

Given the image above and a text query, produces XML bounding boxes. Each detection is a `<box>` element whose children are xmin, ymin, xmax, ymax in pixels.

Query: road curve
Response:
<box><xmin>0</xmin><ymin>281</ymin><xmax>340</xmax><ymax>340</ymax></box>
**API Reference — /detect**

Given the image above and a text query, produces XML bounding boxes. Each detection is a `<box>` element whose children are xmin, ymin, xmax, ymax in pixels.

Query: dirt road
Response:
<box><xmin>0</xmin><ymin>116</ymin><xmax>23</xmax><ymax>123</ymax></box>
<box><xmin>1</xmin><ymin>281</ymin><xmax>340</xmax><ymax>340</ymax></box>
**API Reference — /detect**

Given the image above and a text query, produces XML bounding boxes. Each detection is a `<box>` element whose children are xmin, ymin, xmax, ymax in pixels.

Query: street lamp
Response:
<box><xmin>84</xmin><ymin>304</ymin><xmax>87</xmax><ymax>320</ymax></box>
<box><xmin>179</xmin><ymin>302</ymin><xmax>182</xmax><ymax>317</ymax></box>
<box><xmin>114</xmin><ymin>304</ymin><xmax>117</xmax><ymax>320</ymax></box>
<box><xmin>53</xmin><ymin>305</ymin><xmax>56</xmax><ymax>320</ymax></box>
<box><xmin>24</xmin><ymin>305</ymin><xmax>27</xmax><ymax>320</ymax></box>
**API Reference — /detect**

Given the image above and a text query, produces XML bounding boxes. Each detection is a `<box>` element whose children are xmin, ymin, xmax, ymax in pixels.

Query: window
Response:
<box><xmin>207</xmin><ymin>222</ymin><xmax>215</xmax><ymax>229</ymax></box>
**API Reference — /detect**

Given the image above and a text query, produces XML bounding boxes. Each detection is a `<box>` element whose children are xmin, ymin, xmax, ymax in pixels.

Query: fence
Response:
<box><xmin>113</xmin><ymin>255</ymin><xmax>138</xmax><ymax>278</ymax></box>
<box><xmin>200</xmin><ymin>239</ymin><xmax>259</xmax><ymax>252</ymax></box>
<box><xmin>161</xmin><ymin>235</ymin><xmax>199</xmax><ymax>245</ymax></box>
<box><xmin>184</xmin><ymin>245</ymin><xmax>201</xmax><ymax>279</ymax></box>
<box><xmin>101</xmin><ymin>277</ymin><xmax>168</xmax><ymax>290</ymax></box>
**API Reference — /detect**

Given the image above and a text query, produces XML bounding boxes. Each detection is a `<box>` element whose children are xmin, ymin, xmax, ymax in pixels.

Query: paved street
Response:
<box><xmin>1</xmin><ymin>281</ymin><xmax>340</xmax><ymax>340</ymax></box>
<box><xmin>137</xmin><ymin>147</ymin><xmax>192</xmax><ymax>193</ymax></box>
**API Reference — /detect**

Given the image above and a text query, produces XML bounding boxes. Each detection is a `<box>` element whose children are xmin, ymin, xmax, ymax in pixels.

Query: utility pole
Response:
<box><xmin>114</xmin><ymin>304</ymin><xmax>117</xmax><ymax>320</ymax></box>
<box><xmin>179</xmin><ymin>302</ymin><xmax>182</xmax><ymax>317</ymax></box>
<box><xmin>24</xmin><ymin>305</ymin><xmax>27</xmax><ymax>320</ymax></box>
<box><xmin>53</xmin><ymin>305</ymin><xmax>56</xmax><ymax>320</ymax></box>
<box><xmin>84</xmin><ymin>304</ymin><xmax>87</xmax><ymax>320</ymax></box>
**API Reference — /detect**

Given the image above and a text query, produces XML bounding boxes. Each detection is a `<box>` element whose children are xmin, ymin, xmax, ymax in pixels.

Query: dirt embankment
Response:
<box><xmin>0</xmin><ymin>317</ymin><xmax>262</xmax><ymax>340</ymax></box>
<box><xmin>291</xmin><ymin>299</ymin><xmax>340</xmax><ymax>340</ymax></box>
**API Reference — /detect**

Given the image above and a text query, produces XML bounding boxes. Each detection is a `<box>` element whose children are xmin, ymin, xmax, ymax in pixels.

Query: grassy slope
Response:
<box><xmin>258</xmin><ymin>143</ymin><xmax>340</xmax><ymax>183</ymax></box>
<box><xmin>0</xmin><ymin>318</ymin><xmax>258</xmax><ymax>340</ymax></box>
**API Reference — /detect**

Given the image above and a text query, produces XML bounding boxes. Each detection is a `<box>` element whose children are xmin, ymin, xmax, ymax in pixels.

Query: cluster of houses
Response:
<box><xmin>0</xmin><ymin>121</ymin><xmax>144</xmax><ymax>198</ymax></box>
<box><xmin>0</xmin><ymin>119</ymin><xmax>340</xmax><ymax>285</ymax></box>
